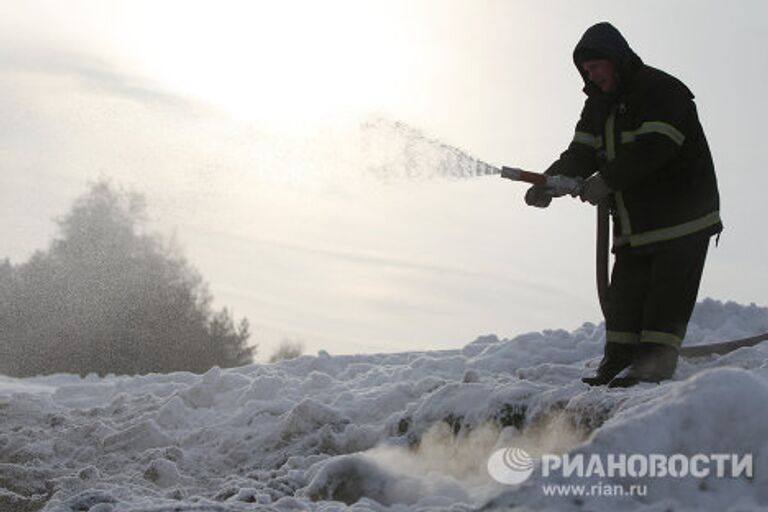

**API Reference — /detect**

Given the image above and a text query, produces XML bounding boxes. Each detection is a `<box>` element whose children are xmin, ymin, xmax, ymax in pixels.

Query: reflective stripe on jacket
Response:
<box><xmin>547</xmin><ymin>24</ymin><xmax>722</xmax><ymax>249</ymax></box>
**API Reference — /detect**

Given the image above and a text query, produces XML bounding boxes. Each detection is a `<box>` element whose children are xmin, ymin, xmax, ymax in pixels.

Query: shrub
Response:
<box><xmin>269</xmin><ymin>339</ymin><xmax>304</xmax><ymax>363</ymax></box>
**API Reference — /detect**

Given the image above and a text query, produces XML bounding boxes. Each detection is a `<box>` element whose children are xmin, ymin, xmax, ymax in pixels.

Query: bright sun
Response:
<box><xmin>123</xmin><ymin>1</ymin><xmax>423</xmax><ymax>128</ymax></box>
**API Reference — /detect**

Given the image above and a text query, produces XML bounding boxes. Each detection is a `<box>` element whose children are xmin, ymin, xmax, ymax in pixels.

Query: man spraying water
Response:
<box><xmin>513</xmin><ymin>22</ymin><xmax>722</xmax><ymax>387</ymax></box>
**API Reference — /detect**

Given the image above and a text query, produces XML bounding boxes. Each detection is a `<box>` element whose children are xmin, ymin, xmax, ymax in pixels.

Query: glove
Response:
<box><xmin>580</xmin><ymin>174</ymin><xmax>612</xmax><ymax>205</ymax></box>
<box><xmin>524</xmin><ymin>185</ymin><xmax>553</xmax><ymax>208</ymax></box>
<box><xmin>547</xmin><ymin>175</ymin><xmax>584</xmax><ymax>198</ymax></box>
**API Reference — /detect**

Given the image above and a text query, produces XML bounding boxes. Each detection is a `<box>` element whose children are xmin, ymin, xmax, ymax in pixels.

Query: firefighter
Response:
<box><xmin>525</xmin><ymin>22</ymin><xmax>722</xmax><ymax>387</ymax></box>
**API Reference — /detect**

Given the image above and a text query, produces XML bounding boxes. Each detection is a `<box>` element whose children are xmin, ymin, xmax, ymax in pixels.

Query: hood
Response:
<box><xmin>573</xmin><ymin>22</ymin><xmax>643</xmax><ymax>95</ymax></box>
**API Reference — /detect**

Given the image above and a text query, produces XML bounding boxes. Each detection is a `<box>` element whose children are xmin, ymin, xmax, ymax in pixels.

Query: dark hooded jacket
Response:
<box><xmin>546</xmin><ymin>22</ymin><xmax>722</xmax><ymax>250</ymax></box>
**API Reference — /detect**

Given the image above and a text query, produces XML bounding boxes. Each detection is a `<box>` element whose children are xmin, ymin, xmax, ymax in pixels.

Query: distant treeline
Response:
<box><xmin>0</xmin><ymin>181</ymin><xmax>254</xmax><ymax>377</ymax></box>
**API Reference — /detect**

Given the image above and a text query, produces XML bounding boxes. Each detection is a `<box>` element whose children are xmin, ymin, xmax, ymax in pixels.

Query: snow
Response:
<box><xmin>0</xmin><ymin>298</ymin><xmax>766</xmax><ymax>511</ymax></box>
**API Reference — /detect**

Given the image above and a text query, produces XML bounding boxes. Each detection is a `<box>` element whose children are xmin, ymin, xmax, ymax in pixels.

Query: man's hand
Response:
<box><xmin>524</xmin><ymin>185</ymin><xmax>553</xmax><ymax>208</ymax></box>
<box><xmin>580</xmin><ymin>173</ymin><xmax>612</xmax><ymax>205</ymax></box>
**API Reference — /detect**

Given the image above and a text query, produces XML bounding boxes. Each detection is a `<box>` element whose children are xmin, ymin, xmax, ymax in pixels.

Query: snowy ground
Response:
<box><xmin>1</xmin><ymin>298</ymin><xmax>767</xmax><ymax>512</ymax></box>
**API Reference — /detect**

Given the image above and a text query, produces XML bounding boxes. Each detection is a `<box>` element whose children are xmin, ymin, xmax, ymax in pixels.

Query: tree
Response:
<box><xmin>0</xmin><ymin>181</ymin><xmax>255</xmax><ymax>377</ymax></box>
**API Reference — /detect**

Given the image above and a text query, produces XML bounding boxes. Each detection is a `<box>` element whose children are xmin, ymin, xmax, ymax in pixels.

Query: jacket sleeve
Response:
<box><xmin>544</xmin><ymin>103</ymin><xmax>599</xmax><ymax>179</ymax></box>
<box><xmin>600</xmin><ymin>85</ymin><xmax>693</xmax><ymax>190</ymax></box>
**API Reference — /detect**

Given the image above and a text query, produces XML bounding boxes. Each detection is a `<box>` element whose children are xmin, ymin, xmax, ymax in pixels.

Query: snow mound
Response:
<box><xmin>0</xmin><ymin>298</ymin><xmax>766</xmax><ymax>511</ymax></box>
<box><xmin>103</xmin><ymin>420</ymin><xmax>174</xmax><ymax>452</ymax></box>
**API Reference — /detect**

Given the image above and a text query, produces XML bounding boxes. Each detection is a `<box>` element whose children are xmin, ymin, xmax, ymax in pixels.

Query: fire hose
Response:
<box><xmin>499</xmin><ymin>166</ymin><xmax>768</xmax><ymax>357</ymax></box>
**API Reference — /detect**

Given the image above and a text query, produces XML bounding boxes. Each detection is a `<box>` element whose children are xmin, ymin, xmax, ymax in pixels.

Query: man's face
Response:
<box><xmin>582</xmin><ymin>59</ymin><xmax>618</xmax><ymax>93</ymax></box>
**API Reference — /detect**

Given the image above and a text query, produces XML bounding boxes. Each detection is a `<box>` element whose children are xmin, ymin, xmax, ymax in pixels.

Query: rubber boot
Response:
<box><xmin>608</xmin><ymin>342</ymin><xmax>679</xmax><ymax>388</ymax></box>
<box><xmin>582</xmin><ymin>342</ymin><xmax>637</xmax><ymax>386</ymax></box>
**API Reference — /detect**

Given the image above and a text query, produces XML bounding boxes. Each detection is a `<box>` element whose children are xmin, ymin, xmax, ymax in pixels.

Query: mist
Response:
<box><xmin>0</xmin><ymin>47</ymin><xmax>602</xmax><ymax>359</ymax></box>
<box><xmin>5</xmin><ymin>1</ymin><xmax>765</xmax><ymax>358</ymax></box>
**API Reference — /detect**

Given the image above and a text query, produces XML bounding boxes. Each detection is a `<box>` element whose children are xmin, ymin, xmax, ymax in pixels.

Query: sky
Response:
<box><xmin>1</xmin><ymin>0</ymin><xmax>766</xmax><ymax>359</ymax></box>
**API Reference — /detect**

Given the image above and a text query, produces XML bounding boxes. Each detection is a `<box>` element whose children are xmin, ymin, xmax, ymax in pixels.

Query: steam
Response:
<box><xmin>363</xmin><ymin>413</ymin><xmax>588</xmax><ymax>504</ymax></box>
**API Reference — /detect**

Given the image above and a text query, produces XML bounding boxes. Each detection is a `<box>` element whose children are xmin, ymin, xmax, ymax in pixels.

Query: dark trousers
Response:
<box><xmin>605</xmin><ymin>235</ymin><xmax>710</xmax><ymax>351</ymax></box>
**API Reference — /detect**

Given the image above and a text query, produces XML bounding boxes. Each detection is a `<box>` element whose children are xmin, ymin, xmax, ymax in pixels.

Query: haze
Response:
<box><xmin>1</xmin><ymin>0</ymin><xmax>765</xmax><ymax>358</ymax></box>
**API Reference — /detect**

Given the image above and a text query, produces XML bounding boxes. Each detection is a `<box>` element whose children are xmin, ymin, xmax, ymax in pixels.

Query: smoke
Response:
<box><xmin>511</xmin><ymin>410</ymin><xmax>589</xmax><ymax>458</ymax></box>
<box><xmin>363</xmin><ymin>413</ymin><xmax>588</xmax><ymax>505</ymax></box>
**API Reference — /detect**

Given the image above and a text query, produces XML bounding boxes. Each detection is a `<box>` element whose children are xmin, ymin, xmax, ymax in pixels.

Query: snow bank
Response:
<box><xmin>0</xmin><ymin>298</ymin><xmax>765</xmax><ymax>511</ymax></box>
